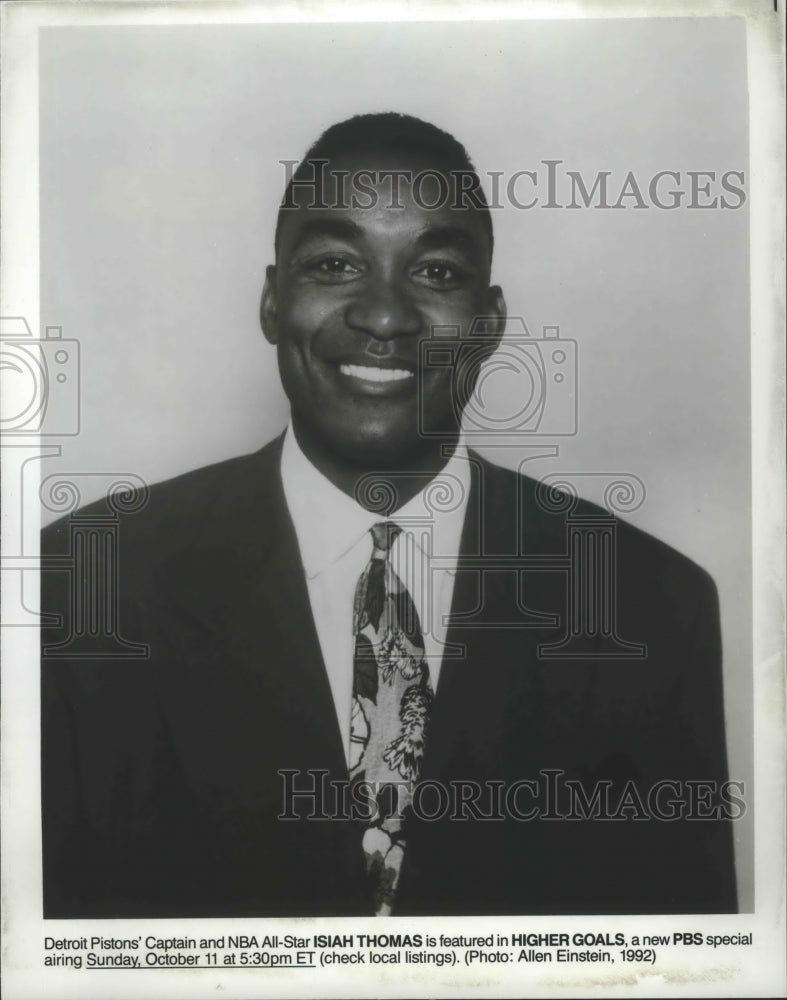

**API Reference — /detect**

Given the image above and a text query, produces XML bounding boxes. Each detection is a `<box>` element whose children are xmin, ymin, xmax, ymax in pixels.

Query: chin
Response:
<box><xmin>333</xmin><ymin>434</ymin><xmax>421</xmax><ymax>469</ymax></box>
<box><xmin>333</xmin><ymin>427</ymin><xmax>458</xmax><ymax>472</ymax></box>
<box><xmin>292</xmin><ymin>404</ymin><xmax>462</xmax><ymax>474</ymax></box>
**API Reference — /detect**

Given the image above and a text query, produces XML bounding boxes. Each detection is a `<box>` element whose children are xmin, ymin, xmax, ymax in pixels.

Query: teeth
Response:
<box><xmin>339</xmin><ymin>363</ymin><xmax>414</xmax><ymax>383</ymax></box>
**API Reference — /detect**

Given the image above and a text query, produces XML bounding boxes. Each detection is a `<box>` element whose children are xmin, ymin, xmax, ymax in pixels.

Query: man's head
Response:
<box><xmin>261</xmin><ymin>112</ymin><xmax>506</xmax><ymax>482</ymax></box>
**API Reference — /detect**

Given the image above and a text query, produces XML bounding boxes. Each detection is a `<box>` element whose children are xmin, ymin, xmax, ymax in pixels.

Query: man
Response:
<box><xmin>41</xmin><ymin>113</ymin><xmax>737</xmax><ymax>917</ymax></box>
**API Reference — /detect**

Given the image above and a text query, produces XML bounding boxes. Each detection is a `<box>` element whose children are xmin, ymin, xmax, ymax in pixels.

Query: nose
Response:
<box><xmin>344</xmin><ymin>274</ymin><xmax>421</xmax><ymax>342</ymax></box>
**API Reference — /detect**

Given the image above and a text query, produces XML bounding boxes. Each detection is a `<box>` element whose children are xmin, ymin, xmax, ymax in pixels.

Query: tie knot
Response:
<box><xmin>370</xmin><ymin>521</ymin><xmax>401</xmax><ymax>556</ymax></box>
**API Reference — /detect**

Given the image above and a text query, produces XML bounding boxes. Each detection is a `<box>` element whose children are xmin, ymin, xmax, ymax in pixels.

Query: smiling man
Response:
<box><xmin>41</xmin><ymin>113</ymin><xmax>737</xmax><ymax>918</ymax></box>
<box><xmin>263</xmin><ymin>116</ymin><xmax>504</xmax><ymax>490</ymax></box>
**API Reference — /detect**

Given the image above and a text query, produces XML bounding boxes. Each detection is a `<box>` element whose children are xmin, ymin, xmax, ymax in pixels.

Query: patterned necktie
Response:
<box><xmin>349</xmin><ymin>521</ymin><xmax>434</xmax><ymax>915</ymax></box>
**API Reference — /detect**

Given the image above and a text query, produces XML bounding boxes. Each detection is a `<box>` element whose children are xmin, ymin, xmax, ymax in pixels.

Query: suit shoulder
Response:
<box><xmin>41</xmin><ymin>436</ymin><xmax>283</xmax><ymax>556</ymax></box>
<box><xmin>475</xmin><ymin>453</ymin><xmax>717</xmax><ymax>601</ymax></box>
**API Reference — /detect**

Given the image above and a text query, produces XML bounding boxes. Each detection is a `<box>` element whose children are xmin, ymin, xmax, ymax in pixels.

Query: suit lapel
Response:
<box><xmin>420</xmin><ymin>454</ymin><xmax>514</xmax><ymax>781</ymax></box>
<box><xmin>421</xmin><ymin>454</ymin><xmax>593</xmax><ymax>783</ymax></box>
<box><xmin>153</xmin><ymin>438</ymin><xmax>348</xmax><ymax>790</ymax></box>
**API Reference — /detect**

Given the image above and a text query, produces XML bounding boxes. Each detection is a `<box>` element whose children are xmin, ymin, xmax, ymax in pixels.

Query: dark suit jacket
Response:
<box><xmin>41</xmin><ymin>437</ymin><xmax>737</xmax><ymax>917</ymax></box>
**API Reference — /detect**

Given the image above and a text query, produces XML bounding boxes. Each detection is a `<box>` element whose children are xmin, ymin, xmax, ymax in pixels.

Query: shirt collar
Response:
<box><xmin>280</xmin><ymin>425</ymin><xmax>471</xmax><ymax>579</ymax></box>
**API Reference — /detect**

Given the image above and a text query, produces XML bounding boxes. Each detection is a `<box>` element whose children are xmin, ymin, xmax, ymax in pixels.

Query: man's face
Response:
<box><xmin>262</xmin><ymin>149</ymin><xmax>506</xmax><ymax>469</ymax></box>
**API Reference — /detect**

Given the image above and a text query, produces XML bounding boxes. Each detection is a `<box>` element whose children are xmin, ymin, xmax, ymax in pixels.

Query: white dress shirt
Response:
<box><xmin>280</xmin><ymin>426</ymin><xmax>471</xmax><ymax>764</ymax></box>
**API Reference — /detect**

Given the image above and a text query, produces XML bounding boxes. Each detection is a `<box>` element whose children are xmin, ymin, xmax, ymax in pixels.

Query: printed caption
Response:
<box><xmin>43</xmin><ymin>930</ymin><xmax>754</xmax><ymax>971</ymax></box>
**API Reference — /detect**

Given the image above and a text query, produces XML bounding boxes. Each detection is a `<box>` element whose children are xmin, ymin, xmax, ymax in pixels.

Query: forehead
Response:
<box><xmin>277</xmin><ymin>146</ymin><xmax>491</xmax><ymax>260</ymax></box>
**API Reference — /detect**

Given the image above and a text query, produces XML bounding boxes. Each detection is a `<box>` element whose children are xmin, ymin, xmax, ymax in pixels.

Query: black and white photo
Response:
<box><xmin>1</xmin><ymin>3</ymin><xmax>784</xmax><ymax>998</ymax></box>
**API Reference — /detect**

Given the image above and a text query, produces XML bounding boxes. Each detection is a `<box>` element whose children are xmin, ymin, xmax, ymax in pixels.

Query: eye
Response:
<box><xmin>301</xmin><ymin>255</ymin><xmax>363</xmax><ymax>282</ymax></box>
<box><xmin>411</xmin><ymin>260</ymin><xmax>467</xmax><ymax>289</ymax></box>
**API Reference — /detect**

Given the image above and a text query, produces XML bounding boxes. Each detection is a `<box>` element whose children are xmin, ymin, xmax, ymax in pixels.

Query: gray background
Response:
<box><xmin>39</xmin><ymin>18</ymin><xmax>752</xmax><ymax>907</ymax></box>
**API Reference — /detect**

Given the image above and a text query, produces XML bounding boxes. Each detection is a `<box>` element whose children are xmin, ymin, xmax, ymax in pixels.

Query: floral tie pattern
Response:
<box><xmin>350</xmin><ymin>521</ymin><xmax>433</xmax><ymax>915</ymax></box>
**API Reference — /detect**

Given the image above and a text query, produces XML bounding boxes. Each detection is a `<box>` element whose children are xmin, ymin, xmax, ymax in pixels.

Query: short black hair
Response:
<box><xmin>274</xmin><ymin>112</ymin><xmax>493</xmax><ymax>259</ymax></box>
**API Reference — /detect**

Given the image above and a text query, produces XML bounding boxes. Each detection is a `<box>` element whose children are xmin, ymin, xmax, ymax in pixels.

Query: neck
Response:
<box><xmin>291</xmin><ymin>423</ymin><xmax>461</xmax><ymax>512</ymax></box>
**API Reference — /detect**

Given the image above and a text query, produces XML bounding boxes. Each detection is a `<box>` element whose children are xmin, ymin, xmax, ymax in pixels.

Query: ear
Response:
<box><xmin>260</xmin><ymin>265</ymin><xmax>279</xmax><ymax>345</ymax></box>
<box><xmin>485</xmin><ymin>284</ymin><xmax>507</xmax><ymax>354</ymax></box>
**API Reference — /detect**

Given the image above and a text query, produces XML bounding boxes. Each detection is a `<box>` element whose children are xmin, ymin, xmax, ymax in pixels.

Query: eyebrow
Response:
<box><xmin>287</xmin><ymin>217</ymin><xmax>486</xmax><ymax>261</ymax></box>
<box><xmin>413</xmin><ymin>225</ymin><xmax>484</xmax><ymax>258</ymax></box>
<box><xmin>288</xmin><ymin>218</ymin><xmax>364</xmax><ymax>251</ymax></box>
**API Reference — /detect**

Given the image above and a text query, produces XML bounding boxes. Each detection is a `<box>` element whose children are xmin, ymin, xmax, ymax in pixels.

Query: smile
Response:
<box><xmin>338</xmin><ymin>363</ymin><xmax>415</xmax><ymax>383</ymax></box>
